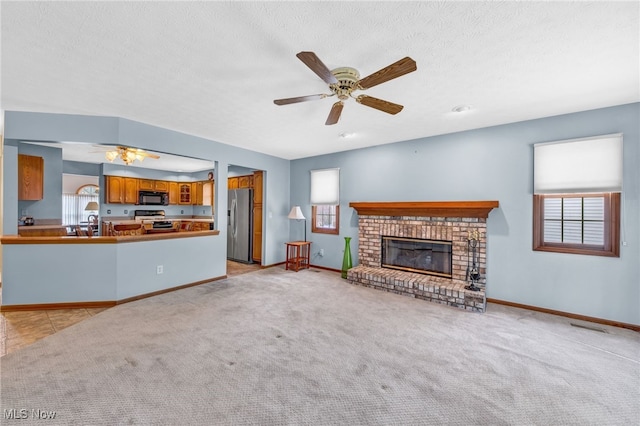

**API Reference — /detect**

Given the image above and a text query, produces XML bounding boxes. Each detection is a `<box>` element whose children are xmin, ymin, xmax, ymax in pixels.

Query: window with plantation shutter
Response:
<box><xmin>542</xmin><ymin>196</ymin><xmax>604</xmax><ymax>245</ymax></box>
<box><xmin>533</xmin><ymin>134</ymin><xmax>622</xmax><ymax>257</ymax></box>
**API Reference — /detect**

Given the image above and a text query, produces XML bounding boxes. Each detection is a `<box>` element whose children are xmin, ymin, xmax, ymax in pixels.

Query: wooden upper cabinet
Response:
<box><xmin>253</xmin><ymin>171</ymin><xmax>263</xmax><ymax>204</ymax></box>
<box><xmin>192</xmin><ymin>181</ymin><xmax>204</xmax><ymax>205</ymax></box>
<box><xmin>238</xmin><ymin>175</ymin><xmax>251</xmax><ymax>189</ymax></box>
<box><xmin>179</xmin><ymin>183</ymin><xmax>192</xmax><ymax>204</ymax></box>
<box><xmin>106</xmin><ymin>176</ymin><xmax>138</xmax><ymax>204</ymax></box>
<box><xmin>18</xmin><ymin>154</ymin><xmax>44</xmax><ymax>200</ymax></box>
<box><xmin>105</xmin><ymin>176</ymin><xmax>124</xmax><ymax>203</ymax></box>
<box><xmin>192</xmin><ymin>181</ymin><xmax>214</xmax><ymax>206</ymax></box>
<box><xmin>139</xmin><ymin>179</ymin><xmax>168</xmax><ymax>192</ymax></box>
<box><xmin>229</xmin><ymin>175</ymin><xmax>253</xmax><ymax>189</ymax></box>
<box><xmin>138</xmin><ymin>179</ymin><xmax>154</xmax><ymax>191</ymax></box>
<box><xmin>203</xmin><ymin>181</ymin><xmax>214</xmax><ymax>206</ymax></box>
<box><xmin>169</xmin><ymin>182</ymin><xmax>179</xmax><ymax>205</ymax></box>
<box><xmin>123</xmin><ymin>178</ymin><xmax>138</xmax><ymax>204</ymax></box>
<box><xmin>154</xmin><ymin>180</ymin><xmax>169</xmax><ymax>192</ymax></box>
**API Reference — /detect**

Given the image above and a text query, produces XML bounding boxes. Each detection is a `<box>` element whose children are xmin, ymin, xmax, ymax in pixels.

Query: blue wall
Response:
<box><xmin>4</xmin><ymin>105</ymin><xmax>638</xmax><ymax>325</ymax></box>
<box><xmin>63</xmin><ymin>160</ymin><xmax>101</xmax><ymax>176</ymax></box>
<box><xmin>17</xmin><ymin>143</ymin><xmax>63</xmax><ymax>221</ymax></box>
<box><xmin>290</xmin><ymin>103</ymin><xmax>640</xmax><ymax>325</ymax></box>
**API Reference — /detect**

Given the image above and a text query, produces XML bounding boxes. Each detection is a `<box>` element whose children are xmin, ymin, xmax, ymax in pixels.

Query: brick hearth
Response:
<box><xmin>347</xmin><ymin>201</ymin><xmax>499</xmax><ymax>313</ymax></box>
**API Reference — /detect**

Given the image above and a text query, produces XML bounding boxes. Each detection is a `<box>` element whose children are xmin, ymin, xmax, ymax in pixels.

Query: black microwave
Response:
<box><xmin>139</xmin><ymin>191</ymin><xmax>169</xmax><ymax>206</ymax></box>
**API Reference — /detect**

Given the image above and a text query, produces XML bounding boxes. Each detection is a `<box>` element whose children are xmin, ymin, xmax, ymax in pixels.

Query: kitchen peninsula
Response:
<box><xmin>1</xmin><ymin>229</ymin><xmax>222</xmax><ymax>311</ymax></box>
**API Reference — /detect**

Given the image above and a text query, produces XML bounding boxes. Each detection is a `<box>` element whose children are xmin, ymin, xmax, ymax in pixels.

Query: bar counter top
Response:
<box><xmin>1</xmin><ymin>229</ymin><xmax>219</xmax><ymax>245</ymax></box>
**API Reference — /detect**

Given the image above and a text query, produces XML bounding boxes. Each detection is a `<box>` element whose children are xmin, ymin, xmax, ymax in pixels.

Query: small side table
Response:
<box><xmin>285</xmin><ymin>241</ymin><xmax>311</xmax><ymax>272</ymax></box>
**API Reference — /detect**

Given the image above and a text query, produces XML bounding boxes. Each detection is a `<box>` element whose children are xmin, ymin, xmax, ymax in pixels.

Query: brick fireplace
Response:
<box><xmin>347</xmin><ymin>201</ymin><xmax>499</xmax><ymax>312</ymax></box>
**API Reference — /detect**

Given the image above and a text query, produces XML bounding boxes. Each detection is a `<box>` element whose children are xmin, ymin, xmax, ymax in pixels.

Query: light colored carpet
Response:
<box><xmin>1</xmin><ymin>267</ymin><xmax>638</xmax><ymax>425</ymax></box>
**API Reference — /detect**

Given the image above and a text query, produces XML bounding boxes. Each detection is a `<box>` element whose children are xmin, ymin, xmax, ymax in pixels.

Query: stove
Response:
<box><xmin>134</xmin><ymin>209</ymin><xmax>166</xmax><ymax>221</ymax></box>
<box><xmin>134</xmin><ymin>209</ymin><xmax>173</xmax><ymax>229</ymax></box>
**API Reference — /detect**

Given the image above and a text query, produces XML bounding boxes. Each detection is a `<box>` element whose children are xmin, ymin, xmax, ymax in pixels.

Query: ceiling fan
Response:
<box><xmin>91</xmin><ymin>145</ymin><xmax>160</xmax><ymax>166</ymax></box>
<box><xmin>274</xmin><ymin>51</ymin><xmax>417</xmax><ymax>125</ymax></box>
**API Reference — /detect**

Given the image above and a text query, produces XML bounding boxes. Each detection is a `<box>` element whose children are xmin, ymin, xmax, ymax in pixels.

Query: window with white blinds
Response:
<box><xmin>62</xmin><ymin>194</ymin><xmax>99</xmax><ymax>226</ymax></box>
<box><xmin>310</xmin><ymin>168</ymin><xmax>339</xmax><ymax>205</ymax></box>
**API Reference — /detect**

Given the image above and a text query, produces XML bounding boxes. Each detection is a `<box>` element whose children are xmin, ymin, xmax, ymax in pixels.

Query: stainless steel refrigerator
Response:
<box><xmin>227</xmin><ymin>188</ymin><xmax>253</xmax><ymax>263</ymax></box>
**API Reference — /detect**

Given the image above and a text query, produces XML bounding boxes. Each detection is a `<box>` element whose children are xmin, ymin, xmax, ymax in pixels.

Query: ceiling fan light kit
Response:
<box><xmin>274</xmin><ymin>51</ymin><xmax>417</xmax><ymax>125</ymax></box>
<box><xmin>104</xmin><ymin>146</ymin><xmax>159</xmax><ymax>166</ymax></box>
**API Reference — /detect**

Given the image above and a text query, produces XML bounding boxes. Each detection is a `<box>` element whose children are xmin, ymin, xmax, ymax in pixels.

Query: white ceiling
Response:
<box><xmin>2</xmin><ymin>1</ymin><xmax>638</xmax><ymax>161</ymax></box>
<box><xmin>22</xmin><ymin>141</ymin><xmax>214</xmax><ymax>173</ymax></box>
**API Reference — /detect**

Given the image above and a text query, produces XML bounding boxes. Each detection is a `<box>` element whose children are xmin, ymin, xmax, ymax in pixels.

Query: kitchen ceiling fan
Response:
<box><xmin>274</xmin><ymin>51</ymin><xmax>417</xmax><ymax>125</ymax></box>
<box><xmin>91</xmin><ymin>145</ymin><xmax>160</xmax><ymax>166</ymax></box>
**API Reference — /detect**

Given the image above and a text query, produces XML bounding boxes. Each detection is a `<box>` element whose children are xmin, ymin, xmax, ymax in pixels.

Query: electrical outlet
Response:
<box><xmin>319</xmin><ymin>249</ymin><xmax>324</xmax><ymax>257</ymax></box>
<box><xmin>156</xmin><ymin>265</ymin><xmax>164</xmax><ymax>274</ymax></box>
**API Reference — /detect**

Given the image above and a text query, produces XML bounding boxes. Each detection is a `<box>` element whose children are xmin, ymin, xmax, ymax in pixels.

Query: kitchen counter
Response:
<box><xmin>3</xmin><ymin>229</ymin><xmax>219</xmax><ymax>244</ymax></box>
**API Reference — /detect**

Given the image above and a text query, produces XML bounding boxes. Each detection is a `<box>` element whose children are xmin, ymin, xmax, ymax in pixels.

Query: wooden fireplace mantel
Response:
<box><xmin>348</xmin><ymin>201</ymin><xmax>499</xmax><ymax>219</ymax></box>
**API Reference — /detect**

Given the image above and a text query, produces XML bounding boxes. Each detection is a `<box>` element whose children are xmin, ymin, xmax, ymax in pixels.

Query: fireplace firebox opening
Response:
<box><xmin>381</xmin><ymin>236</ymin><xmax>453</xmax><ymax>278</ymax></box>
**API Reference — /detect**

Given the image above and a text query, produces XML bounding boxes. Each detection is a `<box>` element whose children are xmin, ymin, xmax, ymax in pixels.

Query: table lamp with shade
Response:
<box><xmin>288</xmin><ymin>206</ymin><xmax>306</xmax><ymax>242</ymax></box>
<box><xmin>85</xmin><ymin>201</ymin><xmax>99</xmax><ymax>225</ymax></box>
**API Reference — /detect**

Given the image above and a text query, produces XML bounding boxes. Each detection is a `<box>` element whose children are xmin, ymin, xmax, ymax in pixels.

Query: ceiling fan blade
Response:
<box><xmin>356</xmin><ymin>95</ymin><xmax>404</xmax><ymax>115</ymax></box>
<box><xmin>296</xmin><ymin>51</ymin><xmax>338</xmax><ymax>85</ymax></box>
<box><xmin>325</xmin><ymin>101</ymin><xmax>344</xmax><ymax>125</ymax></box>
<box><xmin>274</xmin><ymin>94</ymin><xmax>327</xmax><ymax>105</ymax></box>
<box><xmin>357</xmin><ymin>57</ymin><xmax>417</xmax><ymax>90</ymax></box>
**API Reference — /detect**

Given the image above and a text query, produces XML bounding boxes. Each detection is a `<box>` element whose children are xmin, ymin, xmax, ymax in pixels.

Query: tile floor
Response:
<box><xmin>0</xmin><ymin>260</ymin><xmax>261</xmax><ymax>357</ymax></box>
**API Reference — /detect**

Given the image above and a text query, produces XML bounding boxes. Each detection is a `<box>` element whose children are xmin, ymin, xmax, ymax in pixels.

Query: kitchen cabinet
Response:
<box><xmin>179</xmin><ymin>183</ymin><xmax>192</xmax><ymax>204</ymax></box>
<box><xmin>169</xmin><ymin>182</ymin><xmax>179</xmax><ymax>205</ymax></box>
<box><xmin>138</xmin><ymin>179</ymin><xmax>154</xmax><ymax>191</ymax></box>
<box><xmin>139</xmin><ymin>179</ymin><xmax>169</xmax><ymax>192</ymax></box>
<box><xmin>192</xmin><ymin>181</ymin><xmax>203</xmax><ymax>205</ymax></box>
<box><xmin>203</xmin><ymin>181</ymin><xmax>214</xmax><ymax>206</ymax></box>
<box><xmin>123</xmin><ymin>177</ymin><xmax>138</xmax><ymax>204</ymax></box>
<box><xmin>106</xmin><ymin>176</ymin><xmax>138</xmax><ymax>204</ymax></box>
<box><xmin>18</xmin><ymin>225</ymin><xmax>68</xmax><ymax>237</ymax></box>
<box><xmin>18</xmin><ymin>154</ymin><xmax>44</xmax><ymax>200</ymax></box>
<box><xmin>228</xmin><ymin>175</ymin><xmax>253</xmax><ymax>190</ymax></box>
<box><xmin>154</xmin><ymin>180</ymin><xmax>169</xmax><ymax>192</ymax></box>
<box><xmin>252</xmin><ymin>171</ymin><xmax>263</xmax><ymax>263</ymax></box>
<box><xmin>191</xmin><ymin>221</ymin><xmax>213</xmax><ymax>231</ymax></box>
<box><xmin>238</xmin><ymin>175</ymin><xmax>252</xmax><ymax>189</ymax></box>
<box><xmin>192</xmin><ymin>181</ymin><xmax>214</xmax><ymax>206</ymax></box>
<box><xmin>105</xmin><ymin>176</ymin><xmax>124</xmax><ymax>203</ymax></box>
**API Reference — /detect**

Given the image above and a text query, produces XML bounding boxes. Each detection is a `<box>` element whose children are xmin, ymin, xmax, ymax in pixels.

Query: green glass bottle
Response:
<box><xmin>341</xmin><ymin>237</ymin><xmax>353</xmax><ymax>279</ymax></box>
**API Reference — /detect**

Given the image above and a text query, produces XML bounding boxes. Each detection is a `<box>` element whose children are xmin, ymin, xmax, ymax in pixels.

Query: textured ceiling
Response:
<box><xmin>2</xmin><ymin>1</ymin><xmax>638</xmax><ymax>161</ymax></box>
